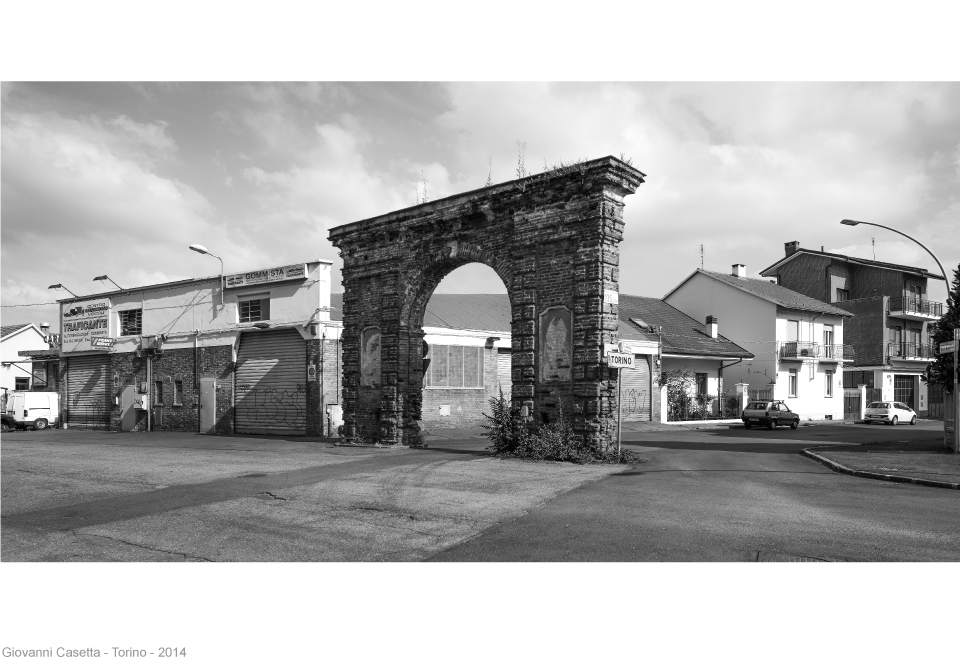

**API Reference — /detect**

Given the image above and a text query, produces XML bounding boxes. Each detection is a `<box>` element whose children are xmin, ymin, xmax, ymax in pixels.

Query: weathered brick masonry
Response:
<box><xmin>329</xmin><ymin>157</ymin><xmax>645</xmax><ymax>447</ymax></box>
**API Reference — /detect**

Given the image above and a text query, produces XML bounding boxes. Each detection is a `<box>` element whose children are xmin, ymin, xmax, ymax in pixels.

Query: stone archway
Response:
<box><xmin>329</xmin><ymin>156</ymin><xmax>645</xmax><ymax>448</ymax></box>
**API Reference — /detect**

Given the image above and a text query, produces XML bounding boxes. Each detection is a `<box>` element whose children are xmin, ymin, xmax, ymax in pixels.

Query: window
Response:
<box><xmin>835</xmin><ymin>288</ymin><xmax>850</xmax><ymax>302</ymax></box>
<box><xmin>825</xmin><ymin>369</ymin><xmax>834</xmax><ymax>397</ymax></box>
<box><xmin>119</xmin><ymin>309</ymin><xmax>142</xmax><ymax>336</ymax></box>
<box><xmin>154</xmin><ymin>381</ymin><xmax>163</xmax><ymax>406</ymax></box>
<box><xmin>786</xmin><ymin>320</ymin><xmax>799</xmax><ymax>342</ymax></box>
<box><xmin>174</xmin><ymin>380</ymin><xmax>183</xmax><ymax>406</ymax></box>
<box><xmin>788</xmin><ymin>369</ymin><xmax>798</xmax><ymax>397</ymax></box>
<box><xmin>823</xmin><ymin>324</ymin><xmax>834</xmax><ymax>346</ymax></box>
<box><xmin>424</xmin><ymin>345</ymin><xmax>483</xmax><ymax>389</ymax></box>
<box><xmin>239</xmin><ymin>297</ymin><xmax>270</xmax><ymax>323</ymax></box>
<box><xmin>695</xmin><ymin>373</ymin><xmax>707</xmax><ymax>398</ymax></box>
<box><xmin>15</xmin><ymin>377</ymin><xmax>29</xmax><ymax>391</ymax></box>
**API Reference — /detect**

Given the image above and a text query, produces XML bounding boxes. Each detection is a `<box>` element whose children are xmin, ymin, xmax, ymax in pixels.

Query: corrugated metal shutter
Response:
<box><xmin>620</xmin><ymin>355</ymin><xmax>651</xmax><ymax>421</ymax></box>
<box><xmin>67</xmin><ymin>354</ymin><xmax>111</xmax><ymax>430</ymax></box>
<box><xmin>496</xmin><ymin>349</ymin><xmax>512</xmax><ymax>399</ymax></box>
<box><xmin>235</xmin><ymin>329</ymin><xmax>306</xmax><ymax>435</ymax></box>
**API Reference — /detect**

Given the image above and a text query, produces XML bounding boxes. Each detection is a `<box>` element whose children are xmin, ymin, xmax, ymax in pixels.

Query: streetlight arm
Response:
<box><xmin>842</xmin><ymin>219</ymin><xmax>950</xmax><ymax>297</ymax></box>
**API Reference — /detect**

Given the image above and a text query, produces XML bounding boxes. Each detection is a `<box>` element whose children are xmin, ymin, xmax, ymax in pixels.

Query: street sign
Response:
<box><xmin>606</xmin><ymin>351</ymin><xmax>635</xmax><ymax>369</ymax></box>
<box><xmin>939</xmin><ymin>340</ymin><xmax>957</xmax><ymax>355</ymax></box>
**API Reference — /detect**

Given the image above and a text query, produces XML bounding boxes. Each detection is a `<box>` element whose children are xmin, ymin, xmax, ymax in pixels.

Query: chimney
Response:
<box><xmin>731</xmin><ymin>264</ymin><xmax>746</xmax><ymax>278</ymax></box>
<box><xmin>39</xmin><ymin>323</ymin><xmax>50</xmax><ymax>336</ymax></box>
<box><xmin>706</xmin><ymin>315</ymin><xmax>718</xmax><ymax>339</ymax></box>
<box><xmin>785</xmin><ymin>241</ymin><xmax>800</xmax><ymax>256</ymax></box>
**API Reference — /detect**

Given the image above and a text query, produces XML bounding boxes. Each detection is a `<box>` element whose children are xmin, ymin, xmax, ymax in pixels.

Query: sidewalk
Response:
<box><xmin>803</xmin><ymin>436</ymin><xmax>960</xmax><ymax>490</ymax></box>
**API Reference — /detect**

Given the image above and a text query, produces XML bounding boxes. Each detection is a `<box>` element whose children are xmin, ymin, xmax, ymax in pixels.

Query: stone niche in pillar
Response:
<box><xmin>329</xmin><ymin>156</ymin><xmax>645</xmax><ymax>448</ymax></box>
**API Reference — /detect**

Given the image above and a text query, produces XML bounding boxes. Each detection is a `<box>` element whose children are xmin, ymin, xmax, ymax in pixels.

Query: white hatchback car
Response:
<box><xmin>863</xmin><ymin>401</ymin><xmax>917</xmax><ymax>425</ymax></box>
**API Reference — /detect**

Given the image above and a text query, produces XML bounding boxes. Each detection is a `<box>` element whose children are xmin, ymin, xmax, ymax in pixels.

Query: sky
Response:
<box><xmin>3</xmin><ymin>81</ymin><xmax>959</xmax><ymax>329</ymax></box>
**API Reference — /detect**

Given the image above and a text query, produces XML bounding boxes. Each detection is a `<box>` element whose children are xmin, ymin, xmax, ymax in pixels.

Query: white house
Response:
<box><xmin>1</xmin><ymin>323</ymin><xmax>52</xmax><ymax>405</ymax></box>
<box><xmin>663</xmin><ymin>265</ymin><xmax>854</xmax><ymax>420</ymax></box>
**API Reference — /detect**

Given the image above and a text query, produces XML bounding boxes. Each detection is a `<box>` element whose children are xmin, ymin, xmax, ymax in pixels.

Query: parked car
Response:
<box><xmin>742</xmin><ymin>400</ymin><xmax>800</xmax><ymax>430</ymax></box>
<box><xmin>863</xmin><ymin>401</ymin><xmax>917</xmax><ymax>425</ymax></box>
<box><xmin>3</xmin><ymin>391</ymin><xmax>60</xmax><ymax>430</ymax></box>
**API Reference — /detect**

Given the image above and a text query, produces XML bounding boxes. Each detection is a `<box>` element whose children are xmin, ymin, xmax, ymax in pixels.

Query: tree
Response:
<box><xmin>925</xmin><ymin>263</ymin><xmax>960</xmax><ymax>393</ymax></box>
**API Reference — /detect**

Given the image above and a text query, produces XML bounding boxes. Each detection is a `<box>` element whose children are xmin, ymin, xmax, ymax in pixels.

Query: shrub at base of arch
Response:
<box><xmin>481</xmin><ymin>389</ymin><xmax>643</xmax><ymax>465</ymax></box>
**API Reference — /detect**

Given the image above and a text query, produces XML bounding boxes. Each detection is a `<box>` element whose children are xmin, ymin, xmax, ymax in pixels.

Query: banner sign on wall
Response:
<box><xmin>225</xmin><ymin>264</ymin><xmax>306</xmax><ymax>289</ymax></box>
<box><xmin>61</xmin><ymin>298</ymin><xmax>111</xmax><ymax>353</ymax></box>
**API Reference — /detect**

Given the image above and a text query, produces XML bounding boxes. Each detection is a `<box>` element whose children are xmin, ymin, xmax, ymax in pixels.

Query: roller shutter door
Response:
<box><xmin>620</xmin><ymin>355</ymin><xmax>651</xmax><ymax>421</ymax></box>
<box><xmin>67</xmin><ymin>354</ymin><xmax>111</xmax><ymax>430</ymax></box>
<box><xmin>496</xmin><ymin>349</ymin><xmax>512</xmax><ymax>399</ymax></box>
<box><xmin>235</xmin><ymin>329</ymin><xmax>306</xmax><ymax>435</ymax></box>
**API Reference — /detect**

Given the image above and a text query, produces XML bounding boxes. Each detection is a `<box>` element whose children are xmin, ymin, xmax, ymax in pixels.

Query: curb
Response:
<box><xmin>801</xmin><ymin>447</ymin><xmax>960</xmax><ymax>490</ymax></box>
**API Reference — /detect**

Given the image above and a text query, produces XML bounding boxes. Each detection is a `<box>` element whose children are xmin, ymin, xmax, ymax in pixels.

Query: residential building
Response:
<box><xmin>760</xmin><ymin>241</ymin><xmax>946</xmax><ymax>416</ymax></box>
<box><xmin>664</xmin><ymin>265</ymin><xmax>853</xmax><ymax>420</ymax></box>
<box><xmin>1</xmin><ymin>323</ymin><xmax>54</xmax><ymax>408</ymax></box>
<box><xmin>617</xmin><ymin>295</ymin><xmax>754</xmax><ymax>422</ymax></box>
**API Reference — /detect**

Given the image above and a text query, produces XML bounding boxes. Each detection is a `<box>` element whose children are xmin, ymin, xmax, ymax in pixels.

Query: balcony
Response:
<box><xmin>779</xmin><ymin>341</ymin><xmax>819</xmax><ymax>360</ymax></box>
<box><xmin>889</xmin><ymin>296</ymin><xmax>943</xmax><ymax>321</ymax></box>
<box><xmin>888</xmin><ymin>342</ymin><xmax>936</xmax><ymax>362</ymax></box>
<box><xmin>819</xmin><ymin>344</ymin><xmax>855</xmax><ymax>362</ymax></box>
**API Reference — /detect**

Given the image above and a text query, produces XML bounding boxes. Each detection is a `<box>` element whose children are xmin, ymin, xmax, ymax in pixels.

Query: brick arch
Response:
<box><xmin>329</xmin><ymin>156</ymin><xmax>645</xmax><ymax>447</ymax></box>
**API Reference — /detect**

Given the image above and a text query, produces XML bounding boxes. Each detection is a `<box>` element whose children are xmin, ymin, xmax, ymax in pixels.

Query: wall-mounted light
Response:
<box><xmin>93</xmin><ymin>275</ymin><xmax>123</xmax><ymax>290</ymax></box>
<box><xmin>48</xmin><ymin>283</ymin><xmax>78</xmax><ymax>298</ymax></box>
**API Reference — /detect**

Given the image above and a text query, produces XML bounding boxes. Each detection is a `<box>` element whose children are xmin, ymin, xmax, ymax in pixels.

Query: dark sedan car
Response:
<box><xmin>741</xmin><ymin>400</ymin><xmax>800</xmax><ymax>430</ymax></box>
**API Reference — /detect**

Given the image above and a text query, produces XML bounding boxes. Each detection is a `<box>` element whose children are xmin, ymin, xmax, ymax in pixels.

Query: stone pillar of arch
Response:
<box><xmin>329</xmin><ymin>156</ymin><xmax>645</xmax><ymax>448</ymax></box>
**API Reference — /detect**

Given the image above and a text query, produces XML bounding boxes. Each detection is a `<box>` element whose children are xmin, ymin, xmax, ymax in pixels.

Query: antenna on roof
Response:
<box><xmin>872</xmin><ymin>237</ymin><xmax>876</xmax><ymax>261</ymax></box>
<box><xmin>700</xmin><ymin>244</ymin><xmax>704</xmax><ymax>269</ymax></box>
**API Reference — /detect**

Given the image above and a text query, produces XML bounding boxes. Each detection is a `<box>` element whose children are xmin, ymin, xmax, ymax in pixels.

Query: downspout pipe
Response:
<box><xmin>718</xmin><ymin>357</ymin><xmax>744</xmax><ymax>414</ymax></box>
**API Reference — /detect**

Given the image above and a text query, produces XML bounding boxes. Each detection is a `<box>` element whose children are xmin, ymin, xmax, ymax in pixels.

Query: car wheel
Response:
<box><xmin>767</xmin><ymin>419</ymin><xmax>776</xmax><ymax>430</ymax></box>
<box><xmin>790</xmin><ymin>419</ymin><xmax>799</xmax><ymax>430</ymax></box>
<box><xmin>744</xmin><ymin>421</ymin><xmax>752</xmax><ymax>429</ymax></box>
<box><xmin>33</xmin><ymin>418</ymin><xmax>48</xmax><ymax>431</ymax></box>
<box><xmin>910</xmin><ymin>416</ymin><xmax>917</xmax><ymax>425</ymax></box>
<box><xmin>891</xmin><ymin>416</ymin><xmax>898</xmax><ymax>426</ymax></box>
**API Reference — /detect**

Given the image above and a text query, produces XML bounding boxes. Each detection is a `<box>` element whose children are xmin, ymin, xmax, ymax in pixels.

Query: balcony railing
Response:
<box><xmin>779</xmin><ymin>341</ymin><xmax>819</xmax><ymax>360</ymax></box>
<box><xmin>890</xmin><ymin>296</ymin><xmax>943</xmax><ymax>317</ymax></box>
<box><xmin>820</xmin><ymin>344</ymin><xmax>855</xmax><ymax>361</ymax></box>
<box><xmin>888</xmin><ymin>342</ymin><xmax>936</xmax><ymax>360</ymax></box>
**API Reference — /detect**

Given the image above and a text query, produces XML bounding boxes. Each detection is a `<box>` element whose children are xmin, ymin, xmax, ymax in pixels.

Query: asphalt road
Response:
<box><xmin>432</xmin><ymin>421</ymin><xmax>960</xmax><ymax>562</ymax></box>
<box><xmin>3</xmin><ymin>422</ymin><xmax>957</xmax><ymax>562</ymax></box>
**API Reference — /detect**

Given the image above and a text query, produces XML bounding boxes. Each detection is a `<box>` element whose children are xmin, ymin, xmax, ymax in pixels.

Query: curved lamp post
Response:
<box><xmin>189</xmin><ymin>244</ymin><xmax>224</xmax><ymax>307</ymax></box>
<box><xmin>840</xmin><ymin>219</ymin><xmax>949</xmax><ymax>298</ymax></box>
<box><xmin>93</xmin><ymin>275</ymin><xmax>123</xmax><ymax>290</ymax></box>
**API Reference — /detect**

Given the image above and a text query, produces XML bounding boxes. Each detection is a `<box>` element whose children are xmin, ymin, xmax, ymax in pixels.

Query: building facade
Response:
<box><xmin>760</xmin><ymin>241</ymin><xmax>945</xmax><ymax>416</ymax></box>
<box><xmin>664</xmin><ymin>265</ymin><xmax>852</xmax><ymax>421</ymax></box>
<box><xmin>2</xmin><ymin>323</ymin><xmax>55</xmax><ymax>408</ymax></box>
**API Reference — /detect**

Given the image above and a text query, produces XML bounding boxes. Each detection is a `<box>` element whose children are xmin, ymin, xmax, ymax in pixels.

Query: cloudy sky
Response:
<box><xmin>3</xmin><ymin>81</ymin><xmax>959</xmax><ymax>328</ymax></box>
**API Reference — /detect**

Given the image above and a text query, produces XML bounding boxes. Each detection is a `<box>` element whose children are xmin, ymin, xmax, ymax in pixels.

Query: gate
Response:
<box><xmin>929</xmin><ymin>383</ymin><xmax>944</xmax><ymax>420</ymax></box>
<box><xmin>843</xmin><ymin>389</ymin><xmax>861</xmax><ymax>421</ymax></box>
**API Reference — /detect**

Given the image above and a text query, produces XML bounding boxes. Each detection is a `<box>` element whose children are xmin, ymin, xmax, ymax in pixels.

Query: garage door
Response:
<box><xmin>894</xmin><ymin>375</ymin><xmax>915</xmax><ymax>409</ymax></box>
<box><xmin>235</xmin><ymin>329</ymin><xmax>306</xmax><ymax>435</ymax></box>
<box><xmin>619</xmin><ymin>354</ymin><xmax>651</xmax><ymax>421</ymax></box>
<box><xmin>67</xmin><ymin>354</ymin><xmax>111</xmax><ymax>430</ymax></box>
<box><xmin>496</xmin><ymin>349</ymin><xmax>512</xmax><ymax>400</ymax></box>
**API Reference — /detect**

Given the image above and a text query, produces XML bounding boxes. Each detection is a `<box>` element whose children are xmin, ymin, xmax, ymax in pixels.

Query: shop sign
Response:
<box><xmin>61</xmin><ymin>298</ymin><xmax>111</xmax><ymax>353</ymax></box>
<box><xmin>91</xmin><ymin>337</ymin><xmax>115</xmax><ymax>350</ymax></box>
<box><xmin>225</xmin><ymin>264</ymin><xmax>306</xmax><ymax>289</ymax></box>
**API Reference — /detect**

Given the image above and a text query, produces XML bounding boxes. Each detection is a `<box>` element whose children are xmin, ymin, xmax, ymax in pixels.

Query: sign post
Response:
<box><xmin>606</xmin><ymin>349</ymin><xmax>636</xmax><ymax>455</ymax></box>
<box><xmin>941</xmin><ymin>332</ymin><xmax>960</xmax><ymax>454</ymax></box>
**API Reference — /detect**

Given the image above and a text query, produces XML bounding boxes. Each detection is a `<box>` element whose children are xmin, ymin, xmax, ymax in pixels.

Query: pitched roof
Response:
<box><xmin>618</xmin><ymin>295</ymin><xmax>754</xmax><ymax>359</ymax></box>
<box><xmin>1</xmin><ymin>323</ymin><xmax>32</xmax><ymax>339</ymax></box>
<box><xmin>329</xmin><ymin>293</ymin><xmax>512</xmax><ymax>332</ymax></box>
<box><xmin>671</xmin><ymin>269</ymin><xmax>854</xmax><ymax>317</ymax></box>
<box><xmin>760</xmin><ymin>247</ymin><xmax>946</xmax><ymax>281</ymax></box>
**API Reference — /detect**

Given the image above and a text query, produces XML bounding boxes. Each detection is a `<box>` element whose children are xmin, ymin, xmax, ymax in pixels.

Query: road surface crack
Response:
<box><xmin>258</xmin><ymin>491</ymin><xmax>287</xmax><ymax>501</ymax></box>
<box><xmin>72</xmin><ymin>530</ymin><xmax>212</xmax><ymax>561</ymax></box>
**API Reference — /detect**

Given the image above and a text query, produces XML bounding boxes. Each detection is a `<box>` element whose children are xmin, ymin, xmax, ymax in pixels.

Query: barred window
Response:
<box><xmin>239</xmin><ymin>297</ymin><xmax>270</xmax><ymax>323</ymax></box>
<box><xmin>425</xmin><ymin>345</ymin><xmax>483</xmax><ymax>389</ymax></box>
<box><xmin>119</xmin><ymin>309</ymin><xmax>142</xmax><ymax>336</ymax></box>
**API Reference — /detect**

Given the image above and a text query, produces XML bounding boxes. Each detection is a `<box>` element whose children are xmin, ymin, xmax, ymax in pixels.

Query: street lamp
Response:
<box><xmin>92</xmin><ymin>275</ymin><xmax>123</xmax><ymax>290</ymax></box>
<box><xmin>840</xmin><ymin>219</ymin><xmax>949</xmax><ymax>297</ymax></box>
<box><xmin>189</xmin><ymin>244</ymin><xmax>224</xmax><ymax>307</ymax></box>
<box><xmin>47</xmin><ymin>283</ymin><xmax>78</xmax><ymax>298</ymax></box>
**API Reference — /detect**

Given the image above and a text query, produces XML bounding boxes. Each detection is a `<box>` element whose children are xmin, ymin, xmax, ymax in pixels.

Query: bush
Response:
<box><xmin>481</xmin><ymin>392</ymin><xmax>643</xmax><ymax>465</ymax></box>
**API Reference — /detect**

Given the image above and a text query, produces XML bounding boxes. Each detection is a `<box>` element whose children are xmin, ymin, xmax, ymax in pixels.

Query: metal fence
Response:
<box><xmin>890</xmin><ymin>296</ymin><xmax>943</xmax><ymax>316</ymax></box>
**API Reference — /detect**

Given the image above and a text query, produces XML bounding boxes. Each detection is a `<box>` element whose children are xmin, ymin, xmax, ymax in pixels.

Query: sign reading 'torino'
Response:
<box><xmin>225</xmin><ymin>264</ymin><xmax>307</xmax><ymax>289</ymax></box>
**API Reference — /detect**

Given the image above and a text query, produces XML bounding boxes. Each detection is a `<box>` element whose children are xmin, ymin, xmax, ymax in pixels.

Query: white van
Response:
<box><xmin>3</xmin><ymin>391</ymin><xmax>60</xmax><ymax>430</ymax></box>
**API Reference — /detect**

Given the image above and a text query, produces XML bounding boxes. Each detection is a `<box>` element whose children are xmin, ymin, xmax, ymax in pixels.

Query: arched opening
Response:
<box><xmin>418</xmin><ymin>263</ymin><xmax>511</xmax><ymax>433</ymax></box>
